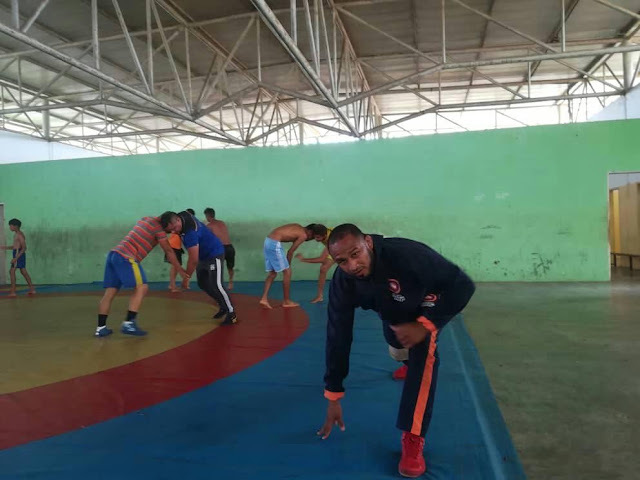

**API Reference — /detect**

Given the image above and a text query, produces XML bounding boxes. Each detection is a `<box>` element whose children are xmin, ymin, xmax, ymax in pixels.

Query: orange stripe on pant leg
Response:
<box><xmin>411</xmin><ymin>332</ymin><xmax>438</xmax><ymax>436</ymax></box>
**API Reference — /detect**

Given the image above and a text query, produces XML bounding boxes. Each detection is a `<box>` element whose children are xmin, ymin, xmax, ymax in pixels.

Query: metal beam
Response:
<box><xmin>0</xmin><ymin>99</ymin><xmax>103</xmax><ymax>115</ymax></box>
<box><xmin>247</xmin><ymin>118</ymin><xmax>297</xmax><ymax>144</ymax></box>
<box><xmin>112</xmin><ymin>0</ymin><xmax>151</xmax><ymax>94</ymax></box>
<box><xmin>0</xmin><ymin>0</ymin><xmax>634</xmax><ymax>149</ymax></box>
<box><xmin>561</xmin><ymin>14</ymin><xmax>640</xmax><ymax>99</ymax></box>
<box><xmin>450</xmin><ymin>0</ymin><xmax>557</xmax><ymax>52</ymax></box>
<box><xmin>296</xmin><ymin>117</ymin><xmax>353</xmax><ymax>136</ymax></box>
<box><xmin>43</xmin><ymin>75</ymin><xmax>606</xmax><ymax>118</ymax></box>
<box><xmin>11</xmin><ymin>0</ymin><xmax>19</xmax><ymax>30</ymax></box>
<box><xmin>0</xmin><ymin>20</ymin><xmax>629</xmax><ymax>63</ymax></box>
<box><xmin>359</xmin><ymin>60</ymin><xmax>437</xmax><ymax>106</ymax></box>
<box><xmin>21</xmin><ymin>0</ymin><xmax>51</xmax><ymax>33</ymax></box>
<box><xmin>329</xmin><ymin>0</ymin><xmax>382</xmax><ymax>132</ymax></box>
<box><xmin>510</xmin><ymin>0</ymin><xmax>581</xmax><ymax>100</ymax></box>
<box><xmin>195</xmin><ymin>16</ymin><xmax>255</xmax><ymax>112</ymax></box>
<box><xmin>198</xmin><ymin>85</ymin><xmax>261</xmax><ymax>118</ymax></box>
<box><xmin>0</xmin><ymin>76</ymin><xmax>111</xmax><ymax>136</ymax></box>
<box><xmin>592</xmin><ymin>0</ymin><xmax>640</xmax><ymax>21</ymax></box>
<box><xmin>339</xmin><ymin>44</ymin><xmax>640</xmax><ymax>107</ymax></box>
<box><xmin>464</xmin><ymin>0</ymin><xmax>496</xmax><ymax>104</ymax></box>
<box><xmin>0</xmin><ymin>19</ymin><xmax>245</xmax><ymax>145</ymax></box>
<box><xmin>258</xmin><ymin>81</ymin><xmax>330</xmax><ymax>107</ymax></box>
<box><xmin>452</xmin><ymin>0</ymin><xmax>622</xmax><ymax>93</ymax></box>
<box><xmin>335</xmin><ymin>5</ymin><xmax>438</xmax><ymax>64</ymax></box>
<box><xmin>150</xmin><ymin>1</ymin><xmax>190</xmax><ymax>111</ymax></box>
<box><xmin>361</xmin><ymin>90</ymin><xmax>620</xmax><ymax>135</ymax></box>
<box><xmin>153</xmin><ymin>0</ymin><xmax>294</xmax><ymax>135</ymax></box>
<box><xmin>251</xmin><ymin>0</ymin><xmax>360</xmax><ymax>137</ymax></box>
<box><xmin>146</xmin><ymin>0</ymin><xmax>154</xmax><ymax>94</ymax></box>
<box><xmin>335</xmin><ymin>4</ymin><xmax>527</xmax><ymax>101</ymax></box>
<box><xmin>0</xmin><ymin>2</ymin><xmax>215</xmax><ymax>151</ymax></box>
<box><xmin>59</xmin><ymin>128</ymin><xmax>233</xmax><ymax>144</ymax></box>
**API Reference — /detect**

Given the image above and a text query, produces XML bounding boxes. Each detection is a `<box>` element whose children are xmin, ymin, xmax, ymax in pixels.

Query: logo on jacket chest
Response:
<box><xmin>388</xmin><ymin>279</ymin><xmax>405</xmax><ymax>302</ymax></box>
<box><xmin>421</xmin><ymin>293</ymin><xmax>439</xmax><ymax>307</ymax></box>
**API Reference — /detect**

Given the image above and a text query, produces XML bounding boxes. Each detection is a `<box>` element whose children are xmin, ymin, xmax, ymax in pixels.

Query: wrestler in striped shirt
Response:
<box><xmin>95</xmin><ymin>215</ymin><xmax>189</xmax><ymax>338</ymax></box>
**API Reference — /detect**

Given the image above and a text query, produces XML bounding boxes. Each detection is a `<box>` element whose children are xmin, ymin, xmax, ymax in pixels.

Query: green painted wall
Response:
<box><xmin>1</xmin><ymin>120</ymin><xmax>638</xmax><ymax>284</ymax></box>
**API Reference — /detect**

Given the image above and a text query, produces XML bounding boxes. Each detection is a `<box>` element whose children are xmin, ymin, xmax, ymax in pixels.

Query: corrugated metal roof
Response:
<box><xmin>0</xmin><ymin>0</ymin><xmax>637</xmax><ymax>152</ymax></box>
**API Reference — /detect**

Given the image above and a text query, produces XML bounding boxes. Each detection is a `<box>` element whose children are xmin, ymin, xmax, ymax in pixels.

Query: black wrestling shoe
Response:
<box><xmin>221</xmin><ymin>312</ymin><xmax>237</xmax><ymax>325</ymax></box>
<box><xmin>213</xmin><ymin>309</ymin><xmax>228</xmax><ymax>319</ymax></box>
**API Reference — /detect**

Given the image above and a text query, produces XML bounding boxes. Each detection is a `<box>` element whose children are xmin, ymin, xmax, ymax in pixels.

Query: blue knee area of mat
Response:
<box><xmin>0</xmin><ymin>282</ymin><xmax>525</xmax><ymax>479</ymax></box>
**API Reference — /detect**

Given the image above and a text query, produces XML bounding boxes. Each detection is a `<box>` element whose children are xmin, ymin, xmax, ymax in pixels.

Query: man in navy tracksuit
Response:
<box><xmin>317</xmin><ymin>224</ymin><xmax>475</xmax><ymax>478</ymax></box>
<box><xmin>161</xmin><ymin>211</ymin><xmax>237</xmax><ymax>325</ymax></box>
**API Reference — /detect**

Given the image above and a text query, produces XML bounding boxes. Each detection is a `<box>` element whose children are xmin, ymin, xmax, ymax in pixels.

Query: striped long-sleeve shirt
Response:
<box><xmin>112</xmin><ymin>216</ymin><xmax>167</xmax><ymax>262</ymax></box>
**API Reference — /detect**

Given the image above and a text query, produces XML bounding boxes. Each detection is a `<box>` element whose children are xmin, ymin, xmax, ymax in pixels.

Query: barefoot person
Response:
<box><xmin>296</xmin><ymin>226</ymin><xmax>333</xmax><ymax>303</ymax></box>
<box><xmin>259</xmin><ymin>223</ymin><xmax>327</xmax><ymax>309</ymax></box>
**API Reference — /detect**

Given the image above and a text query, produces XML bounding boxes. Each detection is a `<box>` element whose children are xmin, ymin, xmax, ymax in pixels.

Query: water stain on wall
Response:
<box><xmin>531</xmin><ymin>252</ymin><xmax>552</xmax><ymax>277</ymax></box>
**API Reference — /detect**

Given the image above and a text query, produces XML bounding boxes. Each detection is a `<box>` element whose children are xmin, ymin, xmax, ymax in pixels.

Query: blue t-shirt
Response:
<box><xmin>178</xmin><ymin>212</ymin><xmax>224</xmax><ymax>261</ymax></box>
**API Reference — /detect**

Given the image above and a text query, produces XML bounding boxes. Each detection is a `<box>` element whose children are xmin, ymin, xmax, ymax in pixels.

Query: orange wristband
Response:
<box><xmin>324</xmin><ymin>390</ymin><xmax>345</xmax><ymax>401</ymax></box>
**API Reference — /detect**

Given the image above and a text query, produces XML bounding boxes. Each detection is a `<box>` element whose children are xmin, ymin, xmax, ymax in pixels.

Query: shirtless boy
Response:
<box><xmin>259</xmin><ymin>223</ymin><xmax>327</xmax><ymax>309</ymax></box>
<box><xmin>1</xmin><ymin>218</ymin><xmax>35</xmax><ymax>297</ymax></box>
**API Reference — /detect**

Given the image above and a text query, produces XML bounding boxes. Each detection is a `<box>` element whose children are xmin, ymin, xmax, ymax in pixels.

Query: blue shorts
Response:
<box><xmin>103</xmin><ymin>251</ymin><xmax>148</xmax><ymax>289</ymax></box>
<box><xmin>264</xmin><ymin>237</ymin><xmax>289</xmax><ymax>273</ymax></box>
<box><xmin>11</xmin><ymin>250</ymin><xmax>25</xmax><ymax>269</ymax></box>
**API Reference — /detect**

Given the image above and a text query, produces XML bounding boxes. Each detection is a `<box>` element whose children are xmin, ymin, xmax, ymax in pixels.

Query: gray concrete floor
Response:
<box><xmin>465</xmin><ymin>267</ymin><xmax>640</xmax><ymax>480</ymax></box>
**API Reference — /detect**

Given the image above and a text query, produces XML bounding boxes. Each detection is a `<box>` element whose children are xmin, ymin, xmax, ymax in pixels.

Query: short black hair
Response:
<box><xmin>204</xmin><ymin>207</ymin><xmax>215</xmax><ymax>218</ymax></box>
<box><xmin>186</xmin><ymin>208</ymin><xmax>195</xmax><ymax>215</ymax></box>
<box><xmin>8</xmin><ymin>218</ymin><xmax>21</xmax><ymax>228</ymax></box>
<box><xmin>160</xmin><ymin>211</ymin><xmax>178</xmax><ymax>229</ymax></box>
<box><xmin>328</xmin><ymin>223</ymin><xmax>364</xmax><ymax>247</ymax></box>
<box><xmin>305</xmin><ymin>223</ymin><xmax>328</xmax><ymax>237</ymax></box>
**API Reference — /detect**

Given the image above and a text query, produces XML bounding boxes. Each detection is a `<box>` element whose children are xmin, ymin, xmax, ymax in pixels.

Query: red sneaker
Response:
<box><xmin>392</xmin><ymin>364</ymin><xmax>408</xmax><ymax>380</ymax></box>
<box><xmin>399</xmin><ymin>431</ymin><xmax>426</xmax><ymax>478</ymax></box>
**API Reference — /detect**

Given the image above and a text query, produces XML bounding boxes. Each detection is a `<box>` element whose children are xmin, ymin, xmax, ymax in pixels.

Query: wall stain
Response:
<box><xmin>578</xmin><ymin>251</ymin><xmax>588</xmax><ymax>264</ymax></box>
<box><xmin>531</xmin><ymin>252</ymin><xmax>552</xmax><ymax>277</ymax></box>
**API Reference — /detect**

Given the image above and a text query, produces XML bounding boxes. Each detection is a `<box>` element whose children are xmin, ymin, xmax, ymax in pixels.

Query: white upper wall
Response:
<box><xmin>589</xmin><ymin>85</ymin><xmax>640</xmax><ymax>122</ymax></box>
<box><xmin>593</xmin><ymin>87</ymin><xmax>640</xmax><ymax>191</ymax></box>
<box><xmin>609</xmin><ymin>172</ymin><xmax>640</xmax><ymax>189</ymax></box>
<box><xmin>0</xmin><ymin>130</ymin><xmax>103</xmax><ymax>164</ymax></box>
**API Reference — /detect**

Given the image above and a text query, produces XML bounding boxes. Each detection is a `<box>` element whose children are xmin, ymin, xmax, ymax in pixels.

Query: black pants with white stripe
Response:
<box><xmin>196</xmin><ymin>255</ymin><xmax>234</xmax><ymax>313</ymax></box>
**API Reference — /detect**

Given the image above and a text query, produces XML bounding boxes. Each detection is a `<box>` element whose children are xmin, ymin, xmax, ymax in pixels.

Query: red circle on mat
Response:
<box><xmin>0</xmin><ymin>291</ymin><xmax>308</xmax><ymax>450</ymax></box>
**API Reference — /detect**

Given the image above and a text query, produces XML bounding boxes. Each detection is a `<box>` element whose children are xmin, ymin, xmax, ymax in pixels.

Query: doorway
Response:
<box><xmin>608</xmin><ymin>172</ymin><xmax>640</xmax><ymax>279</ymax></box>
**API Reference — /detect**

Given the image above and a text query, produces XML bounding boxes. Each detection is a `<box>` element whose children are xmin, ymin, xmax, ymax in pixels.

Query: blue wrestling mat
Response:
<box><xmin>0</xmin><ymin>282</ymin><xmax>524</xmax><ymax>479</ymax></box>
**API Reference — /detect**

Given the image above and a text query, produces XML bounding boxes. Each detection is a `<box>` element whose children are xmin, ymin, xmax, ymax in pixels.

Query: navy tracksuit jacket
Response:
<box><xmin>324</xmin><ymin>234</ymin><xmax>475</xmax><ymax>436</ymax></box>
